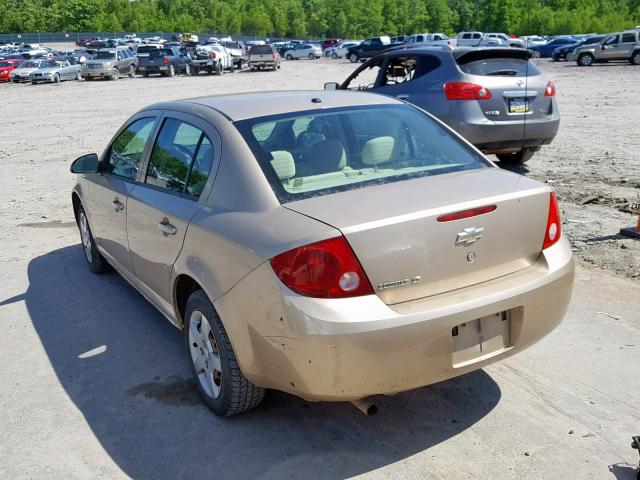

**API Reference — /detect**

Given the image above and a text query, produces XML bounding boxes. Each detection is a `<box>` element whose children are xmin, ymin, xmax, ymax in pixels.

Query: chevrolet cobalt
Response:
<box><xmin>70</xmin><ymin>91</ymin><xmax>574</xmax><ymax>416</ymax></box>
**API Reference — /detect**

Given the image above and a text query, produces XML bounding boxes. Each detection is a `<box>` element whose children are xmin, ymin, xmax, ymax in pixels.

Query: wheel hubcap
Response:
<box><xmin>189</xmin><ymin>311</ymin><xmax>222</xmax><ymax>399</ymax></box>
<box><xmin>79</xmin><ymin>212</ymin><xmax>92</xmax><ymax>262</ymax></box>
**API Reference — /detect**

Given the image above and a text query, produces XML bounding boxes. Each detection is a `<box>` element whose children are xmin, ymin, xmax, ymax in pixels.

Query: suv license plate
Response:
<box><xmin>509</xmin><ymin>98</ymin><xmax>529</xmax><ymax>113</ymax></box>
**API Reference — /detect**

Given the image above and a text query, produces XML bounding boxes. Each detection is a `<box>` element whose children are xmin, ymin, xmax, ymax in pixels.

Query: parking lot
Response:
<box><xmin>0</xmin><ymin>49</ymin><xmax>639</xmax><ymax>479</ymax></box>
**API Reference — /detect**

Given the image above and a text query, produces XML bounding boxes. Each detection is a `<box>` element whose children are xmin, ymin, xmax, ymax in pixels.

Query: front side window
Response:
<box><xmin>235</xmin><ymin>105</ymin><xmax>488</xmax><ymax>202</ymax></box>
<box><xmin>145</xmin><ymin>119</ymin><xmax>213</xmax><ymax>197</ymax></box>
<box><xmin>604</xmin><ymin>35</ymin><xmax>619</xmax><ymax>45</ymax></box>
<box><xmin>108</xmin><ymin>117</ymin><xmax>156</xmax><ymax>179</ymax></box>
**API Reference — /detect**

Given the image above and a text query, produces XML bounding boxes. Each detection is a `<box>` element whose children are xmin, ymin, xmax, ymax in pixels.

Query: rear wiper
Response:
<box><xmin>486</xmin><ymin>69</ymin><xmax>518</xmax><ymax>76</ymax></box>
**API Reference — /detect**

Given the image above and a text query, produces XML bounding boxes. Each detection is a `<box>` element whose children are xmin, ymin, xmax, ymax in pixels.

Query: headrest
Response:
<box><xmin>302</xmin><ymin>139</ymin><xmax>346</xmax><ymax>173</ymax></box>
<box><xmin>270</xmin><ymin>151</ymin><xmax>296</xmax><ymax>180</ymax></box>
<box><xmin>361</xmin><ymin>136</ymin><xmax>395</xmax><ymax>166</ymax></box>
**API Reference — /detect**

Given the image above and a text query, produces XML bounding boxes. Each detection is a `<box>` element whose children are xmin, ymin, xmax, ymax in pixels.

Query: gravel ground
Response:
<box><xmin>0</xmin><ymin>46</ymin><xmax>638</xmax><ymax>279</ymax></box>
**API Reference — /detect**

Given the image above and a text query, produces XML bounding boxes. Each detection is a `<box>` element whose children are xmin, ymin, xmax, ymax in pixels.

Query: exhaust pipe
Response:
<box><xmin>350</xmin><ymin>398</ymin><xmax>378</xmax><ymax>416</ymax></box>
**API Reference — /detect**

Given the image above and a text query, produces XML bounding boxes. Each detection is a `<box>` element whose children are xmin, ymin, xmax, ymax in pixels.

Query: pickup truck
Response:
<box><xmin>456</xmin><ymin>32</ymin><xmax>506</xmax><ymax>47</ymax></box>
<box><xmin>137</xmin><ymin>47</ymin><xmax>191</xmax><ymax>77</ymax></box>
<box><xmin>346</xmin><ymin>36</ymin><xmax>391</xmax><ymax>63</ymax></box>
<box><xmin>247</xmin><ymin>44</ymin><xmax>280</xmax><ymax>71</ymax></box>
<box><xmin>223</xmin><ymin>41</ymin><xmax>248</xmax><ymax>69</ymax></box>
<box><xmin>191</xmin><ymin>45</ymin><xmax>233</xmax><ymax>75</ymax></box>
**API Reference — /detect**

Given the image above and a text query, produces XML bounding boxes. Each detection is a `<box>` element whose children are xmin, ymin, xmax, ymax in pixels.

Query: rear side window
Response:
<box><xmin>621</xmin><ymin>33</ymin><xmax>636</xmax><ymax>43</ymax></box>
<box><xmin>458</xmin><ymin>57</ymin><xmax>540</xmax><ymax>76</ymax></box>
<box><xmin>108</xmin><ymin>117</ymin><xmax>156</xmax><ymax>180</ymax></box>
<box><xmin>145</xmin><ymin>119</ymin><xmax>214</xmax><ymax>198</ymax></box>
<box><xmin>235</xmin><ymin>104</ymin><xmax>487</xmax><ymax>202</ymax></box>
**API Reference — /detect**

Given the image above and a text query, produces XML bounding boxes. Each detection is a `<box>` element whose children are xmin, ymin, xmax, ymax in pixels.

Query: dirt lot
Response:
<box><xmin>0</xmin><ymin>45</ymin><xmax>639</xmax><ymax>479</ymax></box>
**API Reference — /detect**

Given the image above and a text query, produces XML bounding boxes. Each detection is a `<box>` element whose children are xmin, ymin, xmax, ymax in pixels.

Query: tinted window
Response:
<box><xmin>250</xmin><ymin>45</ymin><xmax>272</xmax><ymax>54</ymax></box>
<box><xmin>604</xmin><ymin>35</ymin><xmax>619</xmax><ymax>45</ymax></box>
<box><xmin>236</xmin><ymin>105</ymin><xmax>487</xmax><ymax>202</ymax></box>
<box><xmin>458</xmin><ymin>57</ymin><xmax>540</xmax><ymax>76</ymax></box>
<box><xmin>381</xmin><ymin>56</ymin><xmax>419</xmax><ymax>86</ymax></box>
<box><xmin>108</xmin><ymin>118</ymin><xmax>156</xmax><ymax>179</ymax></box>
<box><xmin>621</xmin><ymin>33</ymin><xmax>636</xmax><ymax>43</ymax></box>
<box><xmin>145</xmin><ymin>119</ymin><xmax>213</xmax><ymax>198</ymax></box>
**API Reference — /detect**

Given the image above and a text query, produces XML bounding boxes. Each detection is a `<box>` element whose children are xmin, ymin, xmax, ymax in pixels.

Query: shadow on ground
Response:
<box><xmin>10</xmin><ymin>245</ymin><xmax>502</xmax><ymax>479</ymax></box>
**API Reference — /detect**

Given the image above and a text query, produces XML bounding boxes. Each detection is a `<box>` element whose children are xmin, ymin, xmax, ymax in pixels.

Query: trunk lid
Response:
<box><xmin>284</xmin><ymin>168</ymin><xmax>551</xmax><ymax>305</ymax></box>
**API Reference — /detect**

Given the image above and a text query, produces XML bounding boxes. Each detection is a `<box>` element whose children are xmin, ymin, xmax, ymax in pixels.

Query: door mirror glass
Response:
<box><xmin>70</xmin><ymin>153</ymin><xmax>100</xmax><ymax>174</ymax></box>
<box><xmin>324</xmin><ymin>82</ymin><xmax>339</xmax><ymax>91</ymax></box>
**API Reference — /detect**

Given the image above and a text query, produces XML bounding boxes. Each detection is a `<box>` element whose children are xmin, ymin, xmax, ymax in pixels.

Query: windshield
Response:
<box><xmin>21</xmin><ymin>61</ymin><xmax>39</xmax><ymax>68</ymax></box>
<box><xmin>92</xmin><ymin>51</ymin><xmax>116</xmax><ymax>60</ymax></box>
<box><xmin>136</xmin><ymin>46</ymin><xmax>158</xmax><ymax>54</ymax></box>
<box><xmin>41</xmin><ymin>60</ymin><xmax>62</xmax><ymax>68</ymax></box>
<box><xmin>0</xmin><ymin>61</ymin><xmax>12</xmax><ymax>67</ymax></box>
<box><xmin>235</xmin><ymin>104</ymin><xmax>487</xmax><ymax>202</ymax></box>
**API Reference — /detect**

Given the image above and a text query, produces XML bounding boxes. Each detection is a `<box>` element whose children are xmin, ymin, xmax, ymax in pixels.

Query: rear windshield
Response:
<box><xmin>224</xmin><ymin>42</ymin><xmax>241</xmax><ymax>49</ymax></box>
<box><xmin>458</xmin><ymin>57</ymin><xmax>540</xmax><ymax>77</ymax></box>
<box><xmin>137</xmin><ymin>46</ymin><xmax>159</xmax><ymax>53</ymax></box>
<box><xmin>93</xmin><ymin>51</ymin><xmax>116</xmax><ymax>60</ymax></box>
<box><xmin>250</xmin><ymin>45</ymin><xmax>273</xmax><ymax>54</ymax></box>
<box><xmin>235</xmin><ymin>104</ymin><xmax>487</xmax><ymax>202</ymax></box>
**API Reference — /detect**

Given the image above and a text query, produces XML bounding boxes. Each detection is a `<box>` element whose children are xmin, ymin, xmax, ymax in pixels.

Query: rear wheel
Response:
<box><xmin>167</xmin><ymin>64</ymin><xmax>175</xmax><ymax>77</ymax></box>
<box><xmin>128</xmin><ymin>65</ymin><xmax>136</xmax><ymax>78</ymax></box>
<box><xmin>185</xmin><ymin>290</ymin><xmax>265</xmax><ymax>416</ymax></box>
<box><xmin>331</xmin><ymin>52</ymin><xmax>337</xmax><ymax>59</ymax></box>
<box><xmin>76</xmin><ymin>206</ymin><xmax>110</xmax><ymax>274</ymax></box>
<box><xmin>532</xmin><ymin>50</ymin><xmax>541</xmax><ymax>58</ymax></box>
<box><xmin>496</xmin><ymin>148</ymin><xmax>536</xmax><ymax>165</ymax></box>
<box><xmin>110</xmin><ymin>69</ymin><xmax>119</xmax><ymax>80</ymax></box>
<box><xmin>578</xmin><ymin>53</ymin><xmax>594</xmax><ymax>67</ymax></box>
<box><xmin>53</xmin><ymin>73</ymin><xmax>60</xmax><ymax>83</ymax></box>
<box><xmin>308</xmin><ymin>53</ymin><xmax>315</xmax><ymax>60</ymax></box>
<box><xmin>286</xmin><ymin>54</ymin><xmax>293</xmax><ymax>60</ymax></box>
<box><xmin>229</xmin><ymin>61</ymin><xmax>235</xmax><ymax>73</ymax></box>
<box><xmin>216</xmin><ymin>63</ymin><xmax>223</xmax><ymax>75</ymax></box>
<box><xmin>631</xmin><ymin>51</ymin><xmax>640</xmax><ymax>65</ymax></box>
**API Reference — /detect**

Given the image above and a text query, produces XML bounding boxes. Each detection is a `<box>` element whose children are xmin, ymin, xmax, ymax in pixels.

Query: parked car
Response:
<box><xmin>522</xmin><ymin>36</ymin><xmax>547</xmax><ymax>48</ymax></box>
<box><xmin>405</xmin><ymin>33</ymin><xmax>452</xmax><ymax>45</ymax></box>
<box><xmin>456</xmin><ymin>32</ymin><xmax>506</xmax><ymax>47</ymax></box>
<box><xmin>528</xmin><ymin>37</ymin><xmax>577</xmax><ymax>58</ymax></box>
<box><xmin>275</xmin><ymin>42</ymin><xmax>297</xmax><ymax>57</ymax></box>
<box><xmin>191</xmin><ymin>45</ymin><xmax>234</xmax><ymax>75</ymax></box>
<box><xmin>347</xmin><ymin>36</ymin><xmax>391</xmax><ymax>62</ymax></box>
<box><xmin>135</xmin><ymin>44</ymin><xmax>163</xmax><ymax>61</ymax></box>
<box><xmin>485</xmin><ymin>33</ymin><xmax>525</xmax><ymax>48</ymax></box>
<box><xmin>572</xmin><ymin>29</ymin><xmax>640</xmax><ymax>66</ymax></box>
<box><xmin>223</xmin><ymin>41</ymin><xmax>248</xmax><ymax>69</ymax></box>
<box><xmin>138</xmin><ymin>46</ymin><xmax>191</xmax><ymax>77</ymax></box>
<box><xmin>69</xmin><ymin>90</ymin><xmax>573</xmax><ymax>416</ymax></box>
<box><xmin>284</xmin><ymin>43</ymin><xmax>322</xmax><ymax>60</ymax></box>
<box><xmin>553</xmin><ymin>34</ymin><xmax>605</xmax><ymax>61</ymax></box>
<box><xmin>247</xmin><ymin>44</ymin><xmax>280</xmax><ymax>71</ymax></box>
<box><xmin>0</xmin><ymin>58</ymin><xmax>24</xmax><ymax>81</ymax></box>
<box><xmin>29</xmin><ymin>58</ymin><xmax>81</xmax><ymax>83</ymax></box>
<box><xmin>329</xmin><ymin>41</ymin><xmax>360</xmax><ymax>59</ymax></box>
<box><xmin>321</xmin><ymin>39</ymin><xmax>341</xmax><ymax>51</ymax></box>
<box><xmin>327</xmin><ymin>46</ymin><xmax>560</xmax><ymax>164</ymax></box>
<box><xmin>390</xmin><ymin>35</ymin><xmax>406</xmax><ymax>44</ymax></box>
<box><xmin>8</xmin><ymin>59</ymin><xmax>42</xmax><ymax>82</ymax></box>
<box><xmin>82</xmin><ymin>48</ymin><xmax>138</xmax><ymax>80</ymax></box>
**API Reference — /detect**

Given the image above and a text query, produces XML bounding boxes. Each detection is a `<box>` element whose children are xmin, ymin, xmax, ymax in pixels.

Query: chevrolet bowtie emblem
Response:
<box><xmin>455</xmin><ymin>227</ymin><xmax>485</xmax><ymax>246</ymax></box>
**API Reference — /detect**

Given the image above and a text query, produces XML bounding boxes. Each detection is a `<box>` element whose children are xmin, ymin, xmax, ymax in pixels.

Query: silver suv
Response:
<box><xmin>82</xmin><ymin>47</ymin><xmax>138</xmax><ymax>80</ymax></box>
<box><xmin>573</xmin><ymin>29</ymin><xmax>640</xmax><ymax>66</ymax></box>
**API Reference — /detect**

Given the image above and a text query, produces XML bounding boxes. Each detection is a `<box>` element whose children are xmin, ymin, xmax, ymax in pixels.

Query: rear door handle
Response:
<box><xmin>112</xmin><ymin>199</ymin><xmax>125</xmax><ymax>212</ymax></box>
<box><xmin>158</xmin><ymin>219</ymin><xmax>177</xmax><ymax>235</ymax></box>
<box><xmin>396</xmin><ymin>94</ymin><xmax>410</xmax><ymax>100</ymax></box>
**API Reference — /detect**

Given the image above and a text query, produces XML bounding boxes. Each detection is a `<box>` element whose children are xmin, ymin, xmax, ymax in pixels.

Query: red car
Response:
<box><xmin>0</xmin><ymin>59</ymin><xmax>24</xmax><ymax>82</ymax></box>
<box><xmin>321</xmin><ymin>38</ymin><xmax>341</xmax><ymax>51</ymax></box>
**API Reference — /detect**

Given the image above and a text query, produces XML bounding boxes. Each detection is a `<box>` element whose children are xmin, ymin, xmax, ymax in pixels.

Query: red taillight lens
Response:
<box><xmin>270</xmin><ymin>236</ymin><xmax>374</xmax><ymax>298</ymax></box>
<box><xmin>544</xmin><ymin>80</ymin><xmax>556</xmax><ymax>97</ymax></box>
<box><xmin>163</xmin><ymin>58</ymin><xmax>169</xmax><ymax>65</ymax></box>
<box><xmin>444</xmin><ymin>82</ymin><xmax>492</xmax><ymax>100</ymax></box>
<box><xmin>542</xmin><ymin>192</ymin><xmax>561</xmax><ymax>249</ymax></box>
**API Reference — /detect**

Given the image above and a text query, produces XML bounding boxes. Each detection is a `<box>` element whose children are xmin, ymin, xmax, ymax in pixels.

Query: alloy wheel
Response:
<box><xmin>79</xmin><ymin>211</ymin><xmax>93</xmax><ymax>263</ymax></box>
<box><xmin>189</xmin><ymin>311</ymin><xmax>222</xmax><ymax>399</ymax></box>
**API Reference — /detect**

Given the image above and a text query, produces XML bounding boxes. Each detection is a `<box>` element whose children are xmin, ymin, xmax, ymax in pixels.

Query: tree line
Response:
<box><xmin>1</xmin><ymin>0</ymin><xmax>639</xmax><ymax>39</ymax></box>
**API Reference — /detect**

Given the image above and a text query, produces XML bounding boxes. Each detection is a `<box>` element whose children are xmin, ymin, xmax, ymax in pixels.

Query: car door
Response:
<box><xmin>617</xmin><ymin>32</ymin><xmax>637</xmax><ymax>58</ymax></box>
<box><xmin>599</xmin><ymin>34</ymin><xmax>620</xmax><ymax>59</ymax></box>
<box><xmin>88</xmin><ymin>114</ymin><xmax>159</xmax><ymax>276</ymax></box>
<box><xmin>126</xmin><ymin>112</ymin><xmax>219</xmax><ymax>314</ymax></box>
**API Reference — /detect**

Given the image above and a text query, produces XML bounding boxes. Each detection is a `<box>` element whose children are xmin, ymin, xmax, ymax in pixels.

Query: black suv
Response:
<box><xmin>347</xmin><ymin>36</ymin><xmax>391</xmax><ymax>63</ymax></box>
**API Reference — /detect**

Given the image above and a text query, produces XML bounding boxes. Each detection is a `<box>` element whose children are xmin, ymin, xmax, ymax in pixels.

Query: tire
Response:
<box><xmin>217</xmin><ymin>63</ymin><xmax>223</xmax><ymax>75</ymax></box>
<box><xmin>110</xmin><ymin>69</ymin><xmax>119</xmax><ymax>80</ymax></box>
<box><xmin>76</xmin><ymin>206</ymin><xmax>110</xmax><ymax>274</ymax></box>
<box><xmin>631</xmin><ymin>51</ymin><xmax>640</xmax><ymax>65</ymax></box>
<box><xmin>84</xmin><ymin>76</ymin><xmax>93</xmax><ymax>81</ymax></box>
<box><xmin>532</xmin><ymin>50</ymin><xmax>541</xmax><ymax>58</ymax></box>
<box><xmin>128</xmin><ymin>65</ymin><xmax>135</xmax><ymax>78</ymax></box>
<box><xmin>308</xmin><ymin>53</ymin><xmax>315</xmax><ymax>60</ymax></box>
<box><xmin>185</xmin><ymin>290</ymin><xmax>265</xmax><ymax>416</ymax></box>
<box><xmin>496</xmin><ymin>148</ymin><xmax>536</xmax><ymax>165</ymax></box>
<box><xmin>286</xmin><ymin>54</ymin><xmax>293</xmax><ymax>60</ymax></box>
<box><xmin>167</xmin><ymin>65</ymin><xmax>175</xmax><ymax>77</ymax></box>
<box><xmin>76</xmin><ymin>72</ymin><xmax>82</xmax><ymax>80</ymax></box>
<box><xmin>349</xmin><ymin>53</ymin><xmax>359</xmax><ymax>63</ymax></box>
<box><xmin>578</xmin><ymin>53</ymin><xmax>594</xmax><ymax>67</ymax></box>
<box><xmin>331</xmin><ymin>52</ymin><xmax>337</xmax><ymax>59</ymax></box>
<box><xmin>229</xmin><ymin>61</ymin><xmax>235</xmax><ymax>73</ymax></box>
<box><xmin>31</xmin><ymin>81</ymin><xmax>37</xmax><ymax>85</ymax></box>
<box><xmin>53</xmin><ymin>73</ymin><xmax>60</xmax><ymax>84</ymax></box>
<box><xmin>143</xmin><ymin>72</ymin><xmax>149</xmax><ymax>78</ymax></box>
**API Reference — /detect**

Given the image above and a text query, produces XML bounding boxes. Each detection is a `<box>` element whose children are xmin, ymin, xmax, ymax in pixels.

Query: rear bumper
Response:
<box><xmin>82</xmin><ymin>68</ymin><xmax>113</xmax><ymax>77</ymax></box>
<box><xmin>215</xmin><ymin>238</ymin><xmax>574</xmax><ymax>401</ymax></box>
<box><xmin>248</xmin><ymin>61</ymin><xmax>276</xmax><ymax>67</ymax></box>
<box><xmin>138</xmin><ymin>65</ymin><xmax>170</xmax><ymax>73</ymax></box>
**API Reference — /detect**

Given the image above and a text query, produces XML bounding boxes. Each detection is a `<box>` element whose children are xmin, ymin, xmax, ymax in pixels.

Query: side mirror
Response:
<box><xmin>70</xmin><ymin>153</ymin><xmax>100</xmax><ymax>174</ymax></box>
<box><xmin>324</xmin><ymin>82</ymin><xmax>339</xmax><ymax>91</ymax></box>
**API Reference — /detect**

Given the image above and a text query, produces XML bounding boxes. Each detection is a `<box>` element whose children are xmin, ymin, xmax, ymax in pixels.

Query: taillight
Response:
<box><xmin>270</xmin><ymin>236</ymin><xmax>374</xmax><ymax>298</ymax></box>
<box><xmin>542</xmin><ymin>192</ymin><xmax>561</xmax><ymax>250</ymax></box>
<box><xmin>544</xmin><ymin>80</ymin><xmax>556</xmax><ymax>97</ymax></box>
<box><xmin>444</xmin><ymin>82</ymin><xmax>492</xmax><ymax>100</ymax></box>
<box><xmin>163</xmin><ymin>58</ymin><xmax>169</xmax><ymax>65</ymax></box>
<box><xmin>437</xmin><ymin>205</ymin><xmax>497</xmax><ymax>222</ymax></box>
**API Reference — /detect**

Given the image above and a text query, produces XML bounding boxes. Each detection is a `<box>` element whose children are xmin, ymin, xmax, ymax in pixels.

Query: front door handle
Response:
<box><xmin>396</xmin><ymin>93</ymin><xmax>410</xmax><ymax>100</ymax></box>
<box><xmin>112</xmin><ymin>199</ymin><xmax>125</xmax><ymax>212</ymax></box>
<box><xmin>158</xmin><ymin>220</ymin><xmax>177</xmax><ymax>235</ymax></box>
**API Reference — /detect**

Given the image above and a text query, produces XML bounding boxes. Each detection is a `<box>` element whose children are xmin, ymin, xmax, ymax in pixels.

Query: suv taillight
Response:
<box><xmin>544</xmin><ymin>80</ymin><xmax>556</xmax><ymax>97</ymax></box>
<box><xmin>270</xmin><ymin>236</ymin><xmax>373</xmax><ymax>298</ymax></box>
<box><xmin>542</xmin><ymin>192</ymin><xmax>562</xmax><ymax>250</ymax></box>
<box><xmin>444</xmin><ymin>82</ymin><xmax>492</xmax><ymax>100</ymax></box>
<box><xmin>163</xmin><ymin>58</ymin><xmax>169</xmax><ymax>65</ymax></box>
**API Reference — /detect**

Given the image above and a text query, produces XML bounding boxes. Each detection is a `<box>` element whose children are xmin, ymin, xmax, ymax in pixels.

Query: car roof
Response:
<box><xmin>144</xmin><ymin>91</ymin><xmax>402</xmax><ymax>121</ymax></box>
